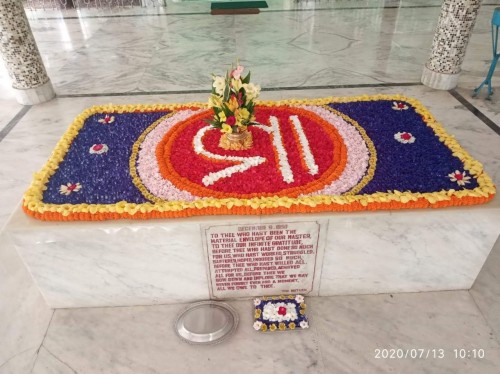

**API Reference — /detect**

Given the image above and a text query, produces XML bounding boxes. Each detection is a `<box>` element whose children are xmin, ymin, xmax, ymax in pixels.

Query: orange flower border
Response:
<box><xmin>22</xmin><ymin>95</ymin><xmax>496</xmax><ymax>221</ymax></box>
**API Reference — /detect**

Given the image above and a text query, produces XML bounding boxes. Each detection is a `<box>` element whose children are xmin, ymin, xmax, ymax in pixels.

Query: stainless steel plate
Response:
<box><xmin>174</xmin><ymin>301</ymin><xmax>239</xmax><ymax>345</ymax></box>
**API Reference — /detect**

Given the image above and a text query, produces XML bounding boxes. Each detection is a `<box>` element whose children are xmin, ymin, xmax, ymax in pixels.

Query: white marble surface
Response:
<box><xmin>30</xmin><ymin>291</ymin><xmax>500</xmax><ymax>374</ymax></box>
<box><xmin>0</xmin><ymin>233</ymin><xmax>53</xmax><ymax>374</ymax></box>
<box><xmin>7</xmin><ymin>202</ymin><xmax>500</xmax><ymax>307</ymax></box>
<box><xmin>312</xmin><ymin>291</ymin><xmax>500</xmax><ymax>373</ymax></box>
<box><xmin>0</xmin><ymin>99</ymin><xmax>22</xmax><ymax>133</ymax></box>
<box><xmin>13</xmin><ymin>80</ymin><xmax>55</xmax><ymax>105</ymax></box>
<box><xmin>456</xmin><ymin>85</ymin><xmax>500</xmax><ymax>131</ymax></box>
<box><xmin>319</xmin><ymin>207</ymin><xmax>500</xmax><ymax>295</ymax></box>
<box><xmin>8</xmin><ymin>210</ymin><xmax>256</xmax><ymax>308</ymax></box>
<box><xmin>33</xmin><ymin>299</ymin><xmax>324</xmax><ymax>374</ymax></box>
<box><xmin>471</xmin><ymin>236</ymin><xmax>500</xmax><ymax>341</ymax></box>
<box><xmin>421</xmin><ymin>66</ymin><xmax>460</xmax><ymax>90</ymax></box>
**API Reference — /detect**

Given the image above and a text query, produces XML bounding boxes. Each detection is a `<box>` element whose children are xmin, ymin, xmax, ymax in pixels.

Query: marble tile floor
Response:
<box><xmin>1</xmin><ymin>1</ymin><xmax>500</xmax><ymax>373</ymax></box>
<box><xmin>24</xmin><ymin>289</ymin><xmax>500</xmax><ymax>374</ymax></box>
<box><xmin>1</xmin><ymin>0</ymin><xmax>499</xmax><ymax>102</ymax></box>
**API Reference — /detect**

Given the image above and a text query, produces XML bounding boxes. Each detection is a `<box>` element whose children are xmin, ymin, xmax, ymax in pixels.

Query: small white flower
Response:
<box><xmin>253</xmin><ymin>298</ymin><xmax>262</xmax><ymax>306</ymax></box>
<box><xmin>448</xmin><ymin>170</ymin><xmax>471</xmax><ymax>186</ymax></box>
<box><xmin>59</xmin><ymin>182</ymin><xmax>82</xmax><ymax>196</ymax></box>
<box><xmin>212</xmin><ymin>76</ymin><xmax>226</xmax><ymax>96</ymax></box>
<box><xmin>98</xmin><ymin>114</ymin><xmax>115</xmax><ymax>124</ymax></box>
<box><xmin>243</xmin><ymin>83</ymin><xmax>261</xmax><ymax>101</ymax></box>
<box><xmin>300</xmin><ymin>321</ymin><xmax>309</xmax><ymax>329</ymax></box>
<box><xmin>89</xmin><ymin>144</ymin><xmax>109</xmax><ymax>154</ymax></box>
<box><xmin>394</xmin><ymin>132</ymin><xmax>415</xmax><ymax>144</ymax></box>
<box><xmin>295</xmin><ymin>295</ymin><xmax>304</xmax><ymax>303</ymax></box>
<box><xmin>392</xmin><ymin>102</ymin><xmax>408</xmax><ymax>110</ymax></box>
<box><xmin>253</xmin><ymin>321</ymin><xmax>262</xmax><ymax>330</ymax></box>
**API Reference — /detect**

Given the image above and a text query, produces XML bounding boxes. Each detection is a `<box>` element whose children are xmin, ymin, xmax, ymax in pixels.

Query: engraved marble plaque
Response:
<box><xmin>202</xmin><ymin>221</ymin><xmax>327</xmax><ymax>299</ymax></box>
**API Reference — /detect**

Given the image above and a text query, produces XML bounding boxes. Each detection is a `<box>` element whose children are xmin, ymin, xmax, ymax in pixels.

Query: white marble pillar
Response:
<box><xmin>421</xmin><ymin>0</ymin><xmax>482</xmax><ymax>90</ymax></box>
<box><xmin>0</xmin><ymin>0</ymin><xmax>55</xmax><ymax>105</ymax></box>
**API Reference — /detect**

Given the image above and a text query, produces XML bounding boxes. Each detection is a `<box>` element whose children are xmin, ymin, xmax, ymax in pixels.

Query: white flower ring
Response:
<box><xmin>299</xmin><ymin>105</ymin><xmax>372</xmax><ymax>196</ymax></box>
<box><xmin>262</xmin><ymin>302</ymin><xmax>298</xmax><ymax>323</ymax></box>
<box><xmin>135</xmin><ymin>110</ymin><xmax>203</xmax><ymax>202</ymax></box>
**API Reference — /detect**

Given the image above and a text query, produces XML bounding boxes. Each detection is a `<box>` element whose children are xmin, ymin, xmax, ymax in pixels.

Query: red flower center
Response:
<box><xmin>401</xmin><ymin>133</ymin><xmax>412</xmax><ymax>140</ymax></box>
<box><xmin>68</xmin><ymin>184</ymin><xmax>77</xmax><ymax>191</ymax></box>
<box><xmin>93</xmin><ymin>144</ymin><xmax>103</xmax><ymax>151</ymax></box>
<box><xmin>226</xmin><ymin>116</ymin><xmax>236</xmax><ymax>126</ymax></box>
<box><xmin>278</xmin><ymin>306</ymin><xmax>287</xmax><ymax>316</ymax></box>
<box><xmin>397</xmin><ymin>103</ymin><xmax>405</xmax><ymax>108</ymax></box>
<box><xmin>455</xmin><ymin>173</ymin><xmax>463</xmax><ymax>180</ymax></box>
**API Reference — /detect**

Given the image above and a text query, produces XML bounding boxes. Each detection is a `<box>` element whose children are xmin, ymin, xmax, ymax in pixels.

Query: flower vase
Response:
<box><xmin>219</xmin><ymin>129</ymin><xmax>253</xmax><ymax>151</ymax></box>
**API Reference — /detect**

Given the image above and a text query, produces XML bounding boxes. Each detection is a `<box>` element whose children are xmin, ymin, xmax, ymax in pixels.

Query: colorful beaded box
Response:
<box><xmin>22</xmin><ymin>95</ymin><xmax>495</xmax><ymax>221</ymax></box>
<box><xmin>253</xmin><ymin>295</ymin><xmax>309</xmax><ymax>332</ymax></box>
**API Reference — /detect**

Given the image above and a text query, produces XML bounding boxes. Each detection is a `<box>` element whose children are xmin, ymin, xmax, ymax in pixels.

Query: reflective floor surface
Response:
<box><xmin>1</xmin><ymin>1</ymin><xmax>500</xmax><ymax>373</ymax></box>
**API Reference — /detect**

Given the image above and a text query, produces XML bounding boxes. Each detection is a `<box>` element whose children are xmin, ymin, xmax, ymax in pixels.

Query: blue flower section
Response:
<box><xmin>43</xmin><ymin>111</ymin><xmax>169</xmax><ymax>204</ymax></box>
<box><xmin>328</xmin><ymin>101</ymin><xmax>479</xmax><ymax>194</ymax></box>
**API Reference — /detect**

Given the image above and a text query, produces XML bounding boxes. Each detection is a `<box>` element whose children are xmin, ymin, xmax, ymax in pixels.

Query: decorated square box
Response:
<box><xmin>253</xmin><ymin>295</ymin><xmax>309</xmax><ymax>332</ymax></box>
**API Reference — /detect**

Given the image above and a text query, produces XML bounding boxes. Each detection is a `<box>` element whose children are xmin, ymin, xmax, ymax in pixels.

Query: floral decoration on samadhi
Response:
<box><xmin>448</xmin><ymin>170</ymin><xmax>471</xmax><ymax>186</ymax></box>
<box><xmin>89</xmin><ymin>144</ymin><xmax>109</xmax><ymax>154</ymax></box>
<box><xmin>98</xmin><ymin>114</ymin><xmax>115</xmax><ymax>124</ymax></box>
<box><xmin>59</xmin><ymin>182</ymin><xmax>82</xmax><ymax>196</ymax></box>
<box><xmin>392</xmin><ymin>102</ymin><xmax>409</xmax><ymax>111</ymax></box>
<box><xmin>394</xmin><ymin>132</ymin><xmax>415</xmax><ymax>144</ymax></box>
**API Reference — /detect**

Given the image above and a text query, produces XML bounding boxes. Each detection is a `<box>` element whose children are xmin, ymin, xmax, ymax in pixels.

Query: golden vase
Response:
<box><xmin>219</xmin><ymin>129</ymin><xmax>253</xmax><ymax>151</ymax></box>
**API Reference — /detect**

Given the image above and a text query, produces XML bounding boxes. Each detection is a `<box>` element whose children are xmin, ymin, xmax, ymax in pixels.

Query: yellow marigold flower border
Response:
<box><xmin>22</xmin><ymin>95</ymin><xmax>496</xmax><ymax>221</ymax></box>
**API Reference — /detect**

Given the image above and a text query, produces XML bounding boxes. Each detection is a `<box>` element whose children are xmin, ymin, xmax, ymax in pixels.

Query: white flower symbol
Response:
<box><xmin>394</xmin><ymin>132</ymin><xmax>415</xmax><ymax>144</ymax></box>
<box><xmin>89</xmin><ymin>144</ymin><xmax>109</xmax><ymax>154</ymax></box>
<box><xmin>448</xmin><ymin>170</ymin><xmax>471</xmax><ymax>186</ymax></box>
<box><xmin>59</xmin><ymin>182</ymin><xmax>82</xmax><ymax>196</ymax></box>
<box><xmin>392</xmin><ymin>102</ymin><xmax>409</xmax><ymax>110</ymax></box>
<box><xmin>98</xmin><ymin>114</ymin><xmax>115</xmax><ymax>124</ymax></box>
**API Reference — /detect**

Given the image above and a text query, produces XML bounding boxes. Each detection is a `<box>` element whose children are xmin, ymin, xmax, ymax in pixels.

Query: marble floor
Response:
<box><xmin>1</xmin><ymin>0</ymin><xmax>500</xmax><ymax>373</ymax></box>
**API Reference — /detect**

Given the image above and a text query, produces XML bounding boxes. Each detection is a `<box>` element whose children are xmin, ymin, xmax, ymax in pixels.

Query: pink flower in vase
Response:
<box><xmin>231</xmin><ymin>65</ymin><xmax>244</xmax><ymax>80</ymax></box>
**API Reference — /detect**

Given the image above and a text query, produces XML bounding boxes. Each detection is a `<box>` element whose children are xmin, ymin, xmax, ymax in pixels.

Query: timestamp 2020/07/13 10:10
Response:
<box><xmin>374</xmin><ymin>348</ymin><xmax>486</xmax><ymax>359</ymax></box>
